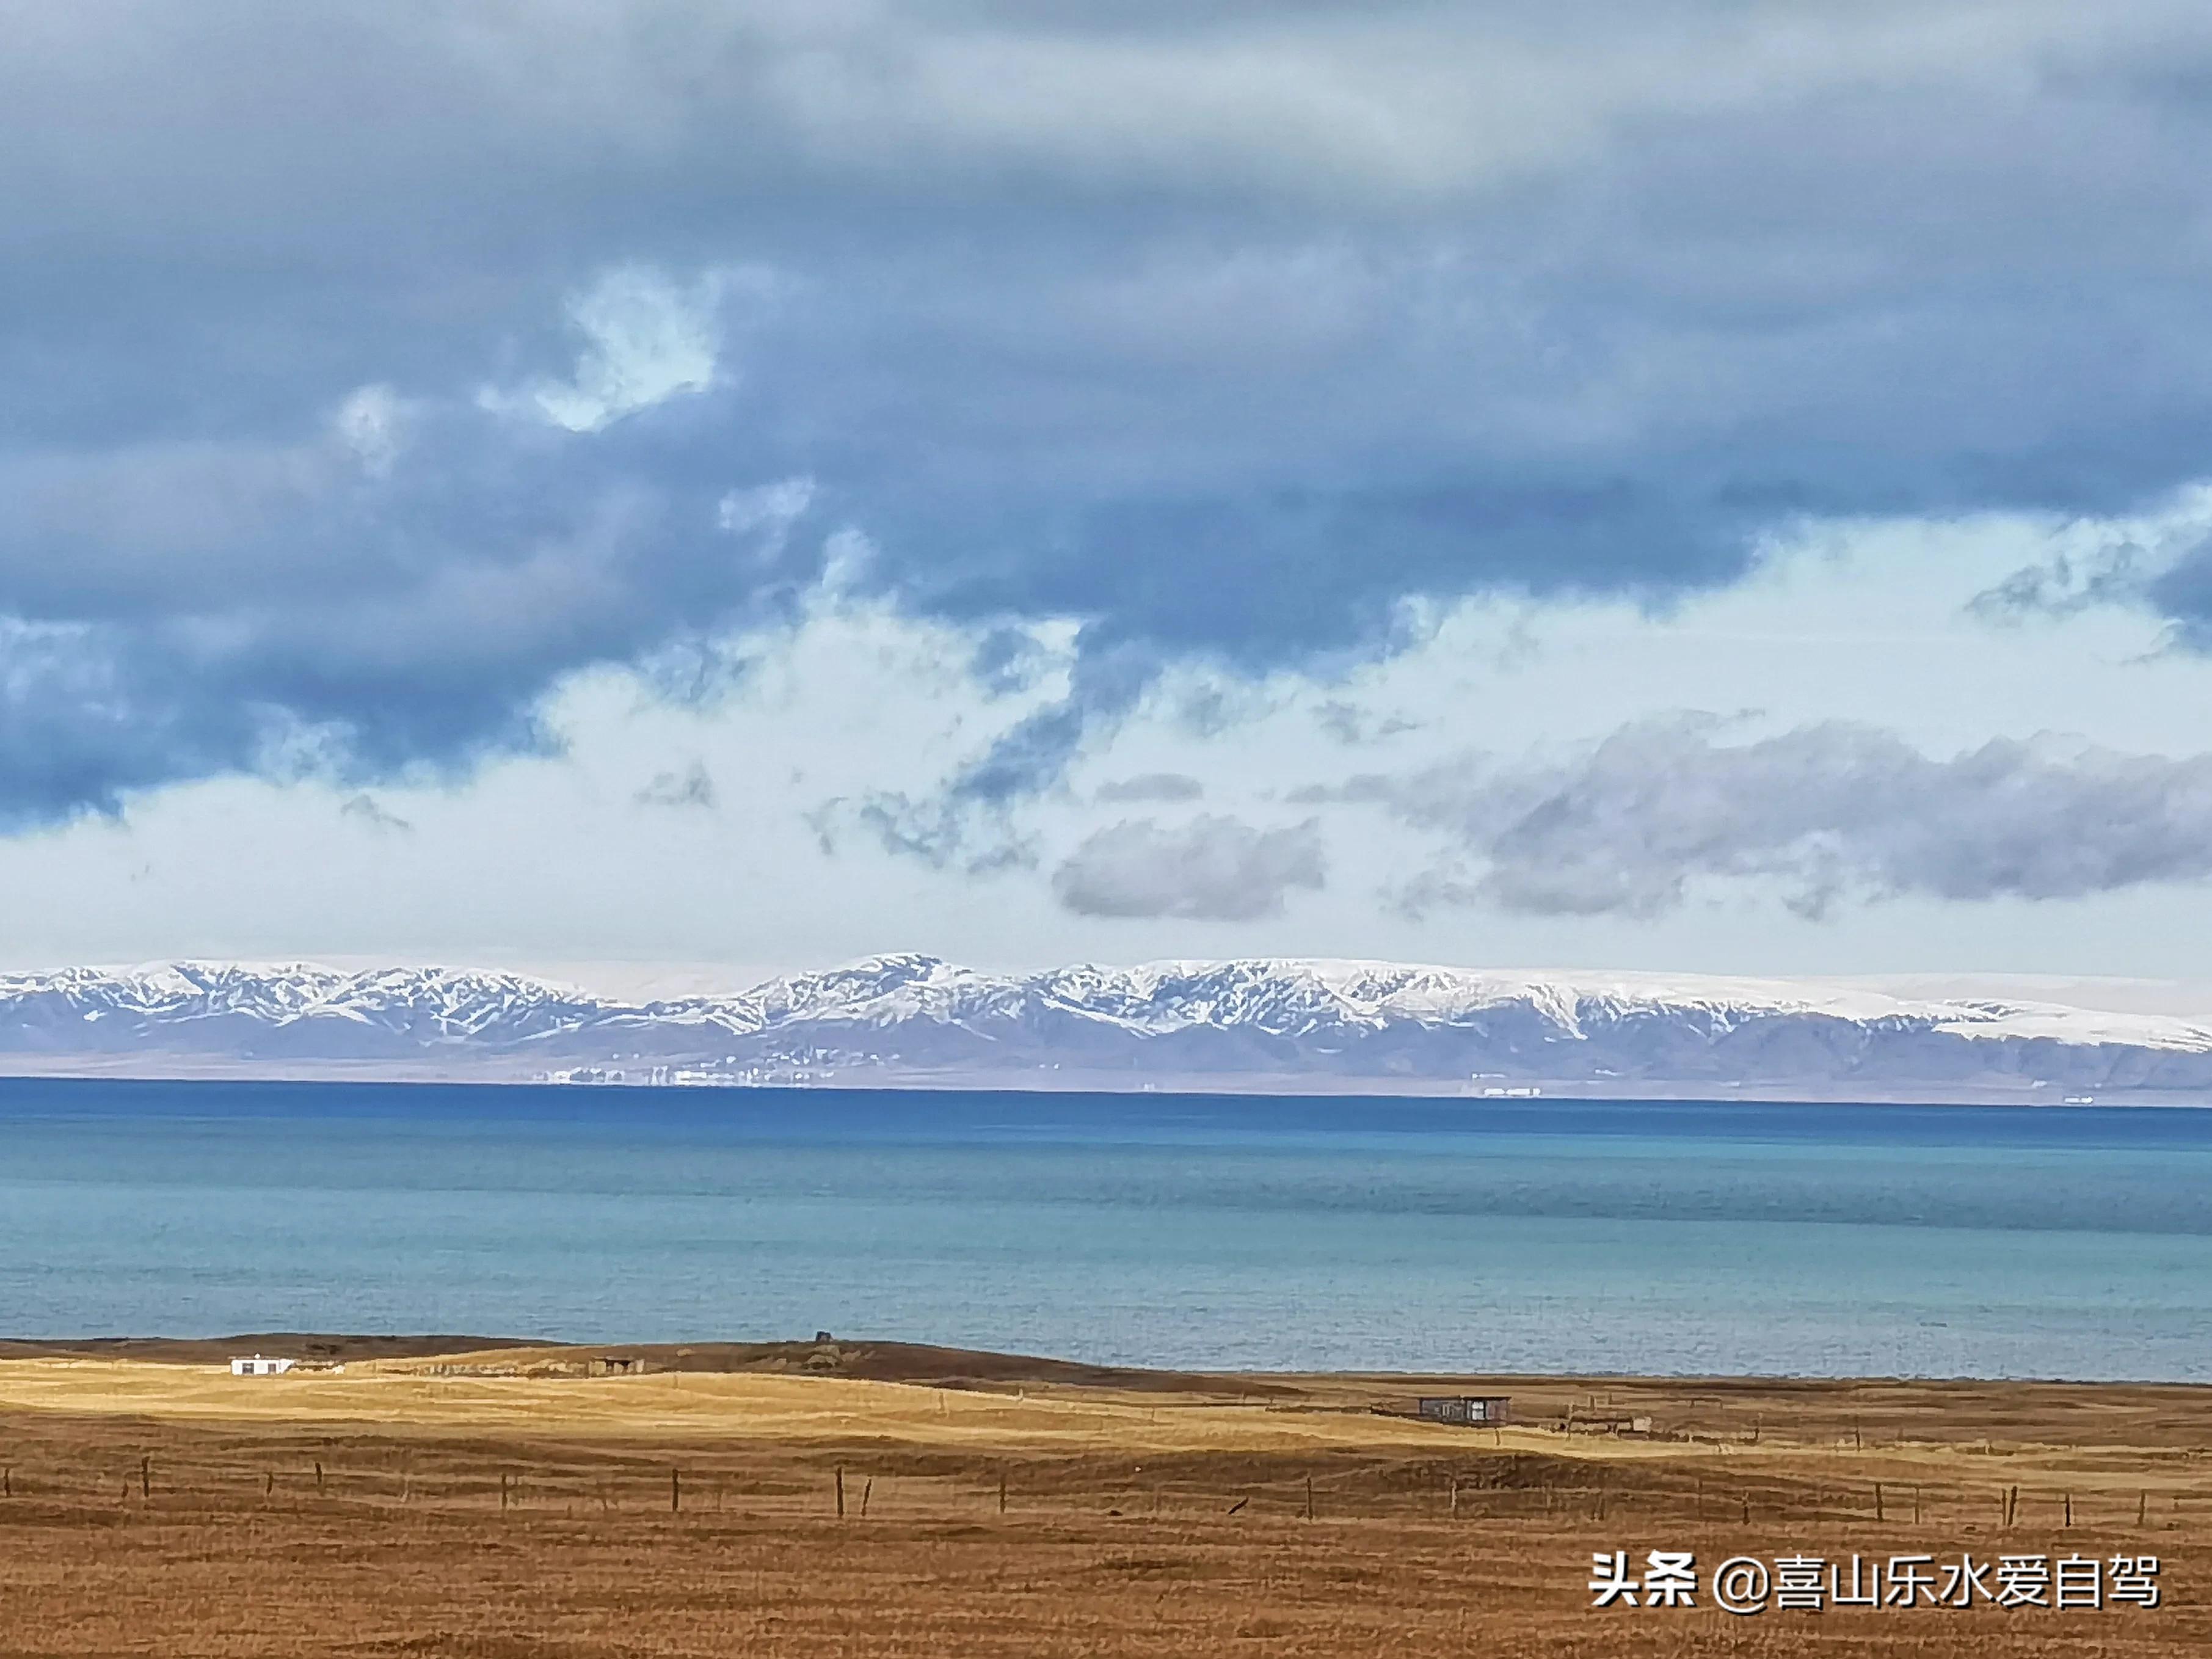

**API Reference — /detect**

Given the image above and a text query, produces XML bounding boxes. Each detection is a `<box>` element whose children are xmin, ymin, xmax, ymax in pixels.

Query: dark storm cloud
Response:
<box><xmin>1336</xmin><ymin>718</ymin><xmax>2212</xmax><ymax>920</ymax></box>
<box><xmin>12</xmin><ymin>2</ymin><xmax>2212</xmax><ymax>823</ymax></box>
<box><xmin>1052</xmin><ymin>815</ymin><xmax>1326</xmax><ymax>920</ymax></box>
<box><xmin>0</xmin><ymin>385</ymin><xmax>825</xmax><ymax>823</ymax></box>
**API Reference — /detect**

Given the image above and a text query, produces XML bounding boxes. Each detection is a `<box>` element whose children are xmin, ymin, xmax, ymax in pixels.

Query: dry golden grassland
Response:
<box><xmin>0</xmin><ymin>1340</ymin><xmax>2205</xmax><ymax>1656</ymax></box>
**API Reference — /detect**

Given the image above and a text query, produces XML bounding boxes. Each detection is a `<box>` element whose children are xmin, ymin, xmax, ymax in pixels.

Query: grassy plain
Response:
<box><xmin>0</xmin><ymin>1339</ymin><xmax>2205</xmax><ymax>1656</ymax></box>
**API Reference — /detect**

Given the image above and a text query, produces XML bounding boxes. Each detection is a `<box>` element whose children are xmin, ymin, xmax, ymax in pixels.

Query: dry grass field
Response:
<box><xmin>0</xmin><ymin>1337</ymin><xmax>2205</xmax><ymax>1657</ymax></box>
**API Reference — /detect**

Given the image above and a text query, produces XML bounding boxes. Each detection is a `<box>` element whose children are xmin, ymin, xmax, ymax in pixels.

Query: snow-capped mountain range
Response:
<box><xmin>4</xmin><ymin>955</ymin><xmax>2212</xmax><ymax>1099</ymax></box>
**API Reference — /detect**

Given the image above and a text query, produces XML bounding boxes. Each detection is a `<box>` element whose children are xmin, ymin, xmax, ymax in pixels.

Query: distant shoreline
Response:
<box><xmin>0</xmin><ymin>1061</ymin><xmax>2202</xmax><ymax>1107</ymax></box>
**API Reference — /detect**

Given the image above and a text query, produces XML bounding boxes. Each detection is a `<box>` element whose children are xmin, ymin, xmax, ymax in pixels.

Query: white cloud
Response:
<box><xmin>716</xmin><ymin>475</ymin><xmax>817</xmax><ymax>559</ymax></box>
<box><xmin>481</xmin><ymin>265</ymin><xmax>751</xmax><ymax>433</ymax></box>
<box><xmin>332</xmin><ymin>384</ymin><xmax>407</xmax><ymax>476</ymax></box>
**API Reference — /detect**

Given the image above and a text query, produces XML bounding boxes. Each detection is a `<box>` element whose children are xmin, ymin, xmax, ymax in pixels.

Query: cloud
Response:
<box><xmin>16</xmin><ymin>4</ymin><xmax>2212</xmax><ymax>826</ymax></box>
<box><xmin>333</xmin><ymin>384</ymin><xmax>407</xmax><ymax>477</ymax></box>
<box><xmin>338</xmin><ymin>792</ymin><xmax>412</xmax><ymax>834</ymax></box>
<box><xmin>0</xmin><ymin>286</ymin><xmax>834</xmax><ymax>827</ymax></box>
<box><xmin>716</xmin><ymin>476</ymin><xmax>817</xmax><ymax>549</ymax></box>
<box><xmin>1968</xmin><ymin>492</ymin><xmax>2212</xmax><ymax>651</ymax></box>
<box><xmin>1313</xmin><ymin>700</ymin><xmax>1421</xmax><ymax>746</ymax></box>
<box><xmin>1337</xmin><ymin>717</ymin><xmax>2212</xmax><ymax>919</ymax></box>
<box><xmin>1052</xmin><ymin>815</ymin><xmax>1326</xmax><ymax>919</ymax></box>
<box><xmin>635</xmin><ymin>760</ymin><xmax>716</xmax><ymax>809</ymax></box>
<box><xmin>479</xmin><ymin>266</ymin><xmax>740</xmax><ymax>434</ymax></box>
<box><xmin>1094</xmin><ymin>771</ymin><xmax>1204</xmax><ymax>803</ymax></box>
<box><xmin>1969</xmin><ymin>545</ymin><xmax>2152</xmax><ymax>625</ymax></box>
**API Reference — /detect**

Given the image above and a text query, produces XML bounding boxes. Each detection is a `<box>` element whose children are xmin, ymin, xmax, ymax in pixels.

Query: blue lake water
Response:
<box><xmin>1</xmin><ymin>1079</ymin><xmax>2208</xmax><ymax>1380</ymax></box>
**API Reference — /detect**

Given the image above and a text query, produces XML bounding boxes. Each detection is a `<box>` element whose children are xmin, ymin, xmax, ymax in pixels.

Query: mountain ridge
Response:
<box><xmin>3</xmin><ymin>954</ymin><xmax>2211</xmax><ymax>1099</ymax></box>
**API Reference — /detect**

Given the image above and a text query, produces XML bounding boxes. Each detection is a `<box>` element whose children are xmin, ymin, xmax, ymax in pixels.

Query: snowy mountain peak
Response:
<box><xmin>2</xmin><ymin>956</ymin><xmax>2211</xmax><ymax>1098</ymax></box>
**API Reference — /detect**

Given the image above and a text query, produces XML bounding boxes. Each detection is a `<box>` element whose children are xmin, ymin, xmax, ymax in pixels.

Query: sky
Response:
<box><xmin>8</xmin><ymin>1</ymin><xmax>2212</xmax><ymax>993</ymax></box>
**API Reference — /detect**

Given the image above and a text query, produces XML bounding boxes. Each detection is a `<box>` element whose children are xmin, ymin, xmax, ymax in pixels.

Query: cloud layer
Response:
<box><xmin>13</xmin><ymin>2</ymin><xmax>2212</xmax><ymax>826</ymax></box>
<box><xmin>1334</xmin><ymin>719</ymin><xmax>2212</xmax><ymax>919</ymax></box>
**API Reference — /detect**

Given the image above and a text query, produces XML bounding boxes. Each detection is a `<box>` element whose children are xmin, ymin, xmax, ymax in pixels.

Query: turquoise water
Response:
<box><xmin>1</xmin><ymin>1079</ymin><xmax>2208</xmax><ymax>1379</ymax></box>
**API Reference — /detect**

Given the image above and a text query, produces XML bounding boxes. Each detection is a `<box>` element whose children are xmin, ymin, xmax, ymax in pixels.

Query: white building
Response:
<box><xmin>230</xmin><ymin>1354</ymin><xmax>296</xmax><ymax>1376</ymax></box>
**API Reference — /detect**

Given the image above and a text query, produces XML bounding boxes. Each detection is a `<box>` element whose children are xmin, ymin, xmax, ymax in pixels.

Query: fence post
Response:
<box><xmin>1875</xmin><ymin>1482</ymin><xmax>1884</xmax><ymax>1524</ymax></box>
<box><xmin>140</xmin><ymin>1456</ymin><xmax>150</xmax><ymax>1500</ymax></box>
<box><xmin>835</xmin><ymin>1466</ymin><xmax>845</xmax><ymax>1519</ymax></box>
<box><xmin>1304</xmin><ymin>1473</ymin><xmax>1314</xmax><ymax>1522</ymax></box>
<box><xmin>671</xmin><ymin>1468</ymin><xmax>681</xmax><ymax>1514</ymax></box>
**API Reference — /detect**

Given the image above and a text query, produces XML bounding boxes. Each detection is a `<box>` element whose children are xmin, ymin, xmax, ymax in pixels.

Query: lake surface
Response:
<box><xmin>1</xmin><ymin>1079</ymin><xmax>2208</xmax><ymax>1380</ymax></box>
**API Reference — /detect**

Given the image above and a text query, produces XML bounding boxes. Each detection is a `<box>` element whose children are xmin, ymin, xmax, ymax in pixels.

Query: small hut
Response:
<box><xmin>1416</xmin><ymin>1395</ymin><xmax>1511</xmax><ymax>1426</ymax></box>
<box><xmin>229</xmin><ymin>1354</ymin><xmax>296</xmax><ymax>1377</ymax></box>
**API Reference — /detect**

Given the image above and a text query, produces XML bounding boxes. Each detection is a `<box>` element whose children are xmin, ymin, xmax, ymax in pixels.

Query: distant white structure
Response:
<box><xmin>230</xmin><ymin>1354</ymin><xmax>296</xmax><ymax>1376</ymax></box>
